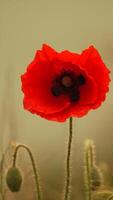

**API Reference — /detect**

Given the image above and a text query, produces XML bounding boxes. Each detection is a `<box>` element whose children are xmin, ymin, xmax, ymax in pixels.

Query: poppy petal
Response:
<box><xmin>79</xmin><ymin>46</ymin><xmax>110</xmax><ymax>108</ymax></box>
<box><xmin>34</xmin><ymin>44</ymin><xmax>57</xmax><ymax>62</ymax></box>
<box><xmin>21</xmin><ymin>60</ymin><xmax>70</xmax><ymax>114</ymax></box>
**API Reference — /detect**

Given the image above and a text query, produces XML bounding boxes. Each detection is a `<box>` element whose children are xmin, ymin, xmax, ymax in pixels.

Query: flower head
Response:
<box><xmin>21</xmin><ymin>44</ymin><xmax>110</xmax><ymax>122</ymax></box>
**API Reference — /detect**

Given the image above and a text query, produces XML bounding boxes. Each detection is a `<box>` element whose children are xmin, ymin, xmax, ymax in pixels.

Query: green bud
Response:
<box><xmin>6</xmin><ymin>167</ymin><xmax>22</xmax><ymax>192</ymax></box>
<box><xmin>93</xmin><ymin>190</ymin><xmax>113</xmax><ymax>200</ymax></box>
<box><xmin>91</xmin><ymin>165</ymin><xmax>103</xmax><ymax>190</ymax></box>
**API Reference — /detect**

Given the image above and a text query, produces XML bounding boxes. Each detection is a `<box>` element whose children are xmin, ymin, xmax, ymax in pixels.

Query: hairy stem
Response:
<box><xmin>0</xmin><ymin>142</ymin><xmax>11</xmax><ymax>200</ymax></box>
<box><xmin>85</xmin><ymin>150</ymin><xmax>92</xmax><ymax>200</ymax></box>
<box><xmin>0</xmin><ymin>153</ymin><xmax>5</xmax><ymax>200</ymax></box>
<box><xmin>13</xmin><ymin>144</ymin><xmax>42</xmax><ymax>200</ymax></box>
<box><xmin>64</xmin><ymin>117</ymin><xmax>73</xmax><ymax>200</ymax></box>
<box><xmin>84</xmin><ymin>141</ymin><xmax>94</xmax><ymax>200</ymax></box>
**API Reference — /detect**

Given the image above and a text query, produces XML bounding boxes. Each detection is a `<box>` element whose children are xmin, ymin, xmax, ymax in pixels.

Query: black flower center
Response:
<box><xmin>51</xmin><ymin>70</ymin><xmax>86</xmax><ymax>103</ymax></box>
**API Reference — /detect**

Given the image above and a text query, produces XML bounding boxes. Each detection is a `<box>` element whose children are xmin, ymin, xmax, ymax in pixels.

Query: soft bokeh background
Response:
<box><xmin>0</xmin><ymin>0</ymin><xmax>113</xmax><ymax>199</ymax></box>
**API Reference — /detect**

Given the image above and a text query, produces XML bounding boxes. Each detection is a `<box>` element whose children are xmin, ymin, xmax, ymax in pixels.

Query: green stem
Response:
<box><xmin>64</xmin><ymin>117</ymin><xmax>73</xmax><ymax>200</ymax></box>
<box><xmin>0</xmin><ymin>153</ymin><xmax>5</xmax><ymax>200</ymax></box>
<box><xmin>13</xmin><ymin>144</ymin><xmax>42</xmax><ymax>200</ymax></box>
<box><xmin>85</xmin><ymin>150</ymin><xmax>92</xmax><ymax>200</ymax></box>
<box><xmin>0</xmin><ymin>142</ymin><xmax>11</xmax><ymax>200</ymax></box>
<box><xmin>89</xmin><ymin>145</ymin><xmax>93</xmax><ymax>168</ymax></box>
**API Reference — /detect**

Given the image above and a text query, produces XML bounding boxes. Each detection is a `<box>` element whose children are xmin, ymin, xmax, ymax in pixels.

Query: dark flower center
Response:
<box><xmin>77</xmin><ymin>74</ymin><xmax>86</xmax><ymax>85</ymax></box>
<box><xmin>61</xmin><ymin>76</ymin><xmax>73</xmax><ymax>87</ymax></box>
<box><xmin>51</xmin><ymin>71</ymin><xmax>86</xmax><ymax>103</ymax></box>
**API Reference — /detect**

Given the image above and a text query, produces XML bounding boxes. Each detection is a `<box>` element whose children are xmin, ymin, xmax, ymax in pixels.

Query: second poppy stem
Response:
<box><xmin>64</xmin><ymin>117</ymin><xmax>73</xmax><ymax>200</ymax></box>
<box><xmin>13</xmin><ymin>144</ymin><xmax>42</xmax><ymax>200</ymax></box>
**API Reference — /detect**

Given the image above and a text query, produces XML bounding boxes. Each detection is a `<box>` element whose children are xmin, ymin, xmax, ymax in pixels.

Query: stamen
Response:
<box><xmin>69</xmin><ymin>89</ymin><xmax>80</xmax><ymax>102</ymax></box>
<box><xmin>77</xmin><ymin>74</ymin><xmax>86</xmax><ymax>85</ymax></box>
<box><xmin>51</xmin><ymin>86</ymin><xmax>62</xmax><ymax>97</ymax></box>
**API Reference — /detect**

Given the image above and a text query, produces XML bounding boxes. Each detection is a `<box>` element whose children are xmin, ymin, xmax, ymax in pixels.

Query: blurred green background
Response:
<box><xmin>0</xmin><ymin>0</ymin><xmax>113</xmax><ymax>199</ymax></box>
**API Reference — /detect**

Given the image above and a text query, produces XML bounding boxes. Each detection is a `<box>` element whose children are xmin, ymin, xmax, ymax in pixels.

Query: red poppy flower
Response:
<box><xmin>21</xmin><ymin>44</ymin><xmax>110</xmax><ymax>122</ymax></box>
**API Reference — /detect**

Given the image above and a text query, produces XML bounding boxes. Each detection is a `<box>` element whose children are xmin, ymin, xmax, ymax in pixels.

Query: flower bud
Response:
<box><xmin>91</xmin><ymin>165</ymin><xmax>103</xmax><ymax>190</ymax></box>
<box><xmin>6</xmin><ymin>167</ymin><xmax>22</xmax><ymax>192</ymax></box>
<box><xmin>93</xmin><ymin>190</ymin><xmax>113</xmax><ymax>200</ymax></box>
